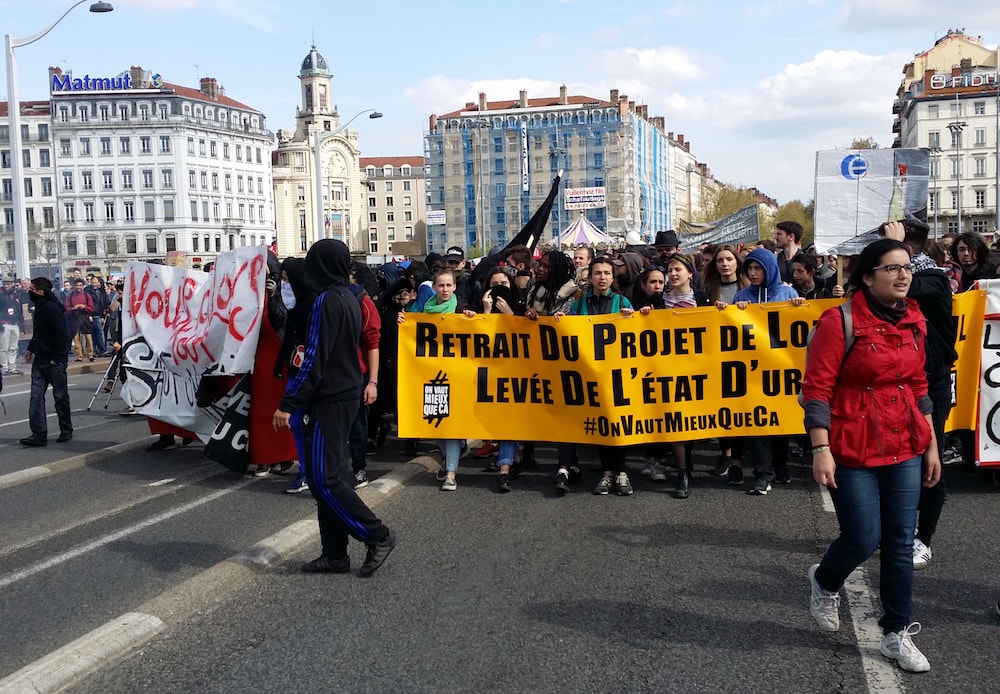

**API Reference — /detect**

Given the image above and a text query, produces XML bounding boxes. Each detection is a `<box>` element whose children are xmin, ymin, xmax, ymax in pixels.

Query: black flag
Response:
<box><xmin>470</xmin><ymin>172</ymin><xmax>561</xmax><ymax>290</ymax></box>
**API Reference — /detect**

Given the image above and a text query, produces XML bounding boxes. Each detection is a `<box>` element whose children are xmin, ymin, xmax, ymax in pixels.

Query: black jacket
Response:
<box><xmin>908</xmin><ymin>266</ymin><xmax>958</xmax><ymax>382</ymax></box>
<box><xmin>27</xmin><ymin>293</ymin><xmax>69</xmax><ymax>362</ymax></box>
<box><xmin>279</xmin><ymin>240</ymin><xmax>362</xmax><ymax>411</ymax></box>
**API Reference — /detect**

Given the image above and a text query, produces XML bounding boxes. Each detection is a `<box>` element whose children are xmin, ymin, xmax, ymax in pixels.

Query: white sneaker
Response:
<box><xmin>650</xmin><ymin>462</ymin><xmax>667</xmax><ymax>482</ymax></box>
<box><xmin>912</xmin><ymin>539</ymin><xmax>932</xmax><ymax>570</ymax></box>
<box><xmin>808</xmin><ymin>564</ymin><xmax>841</xmax><ymax>631</ymax></box>
<box><xmin>880</xmin><ymin>623</ymin><xmax>930</xmax><ymax>673</ymax></box>
<box><xmin>440</xmin><ymin>476</ymin><xmax>457</xmax><ymax>491</ymax></box>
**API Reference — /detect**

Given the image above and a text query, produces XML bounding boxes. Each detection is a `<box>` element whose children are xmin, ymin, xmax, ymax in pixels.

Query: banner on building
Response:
<box><xmin>677</xmin><ymin>204</ymin><xmax>760</xmax><ymax>252</ymax></box>
<box><xmin>813</xmin><ymin>148</ymin><xmax>930</xmax><ymax>255</ymax></box>
<box><xmin>426</xmin><ymin>210</ymin><xmax>446</xmax><ymax>226</ymax></box>
<box><xmin>398</xmin><ymin>297</ymin><xmax>984</xmax><ymax>446</ymax></box>
<box><xmin>121</xmin><ymin>245</ymin><xmax>267</xmax><ymax>438</ymax></box>
<box><xmin>565</xmin><ymin>187</ymin><xmax>607</xmax><ymax>210</ymax></box>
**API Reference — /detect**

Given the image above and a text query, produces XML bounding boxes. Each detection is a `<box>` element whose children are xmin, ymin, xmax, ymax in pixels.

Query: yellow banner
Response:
<box><xmin>399</xmin><ymin>301</ymin><xmax>846</xmax><ymax>445</ymax></box>
<box><xmin>949</xmin><ymin>289</ymin><xmax>985</xmax><ymax>431</ymax></box>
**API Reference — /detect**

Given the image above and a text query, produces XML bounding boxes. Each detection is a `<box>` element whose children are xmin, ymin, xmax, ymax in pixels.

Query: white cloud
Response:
<box><xmin>839</xmin><ymin>0</ymin><xmax>1000</xmax><ymax>34</ymax></box>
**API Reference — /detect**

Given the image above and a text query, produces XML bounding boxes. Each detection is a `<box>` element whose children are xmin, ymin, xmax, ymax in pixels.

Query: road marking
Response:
<box><xmin>147</xmin><ymin>478</ymin><xmax>177</xmax><ymax>486</ymax></box>
<box><xmin>0</xmin><ymin>383</ymin><xmax>78</xmax><ymax>397</ymax></box>
<box><xmin>0</xmin><ymin>407</ymin><xmax>87</xmax><ymax>429</ymax></box>
<box><xmin>818</xmin><ymin>485</ymin><xmax>904</xmax><ymax>693</ymax></box>
<box><xmin>0</xmin><ymin>477</ymin><xmax>257</xmax><ymax>589</ymax></box>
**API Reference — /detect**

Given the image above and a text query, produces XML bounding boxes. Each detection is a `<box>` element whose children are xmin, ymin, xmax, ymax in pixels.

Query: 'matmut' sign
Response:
<box><xmin>51</xmin><ymin>71</ymin><xmax>163</xmax><ymax>92</ymax></box>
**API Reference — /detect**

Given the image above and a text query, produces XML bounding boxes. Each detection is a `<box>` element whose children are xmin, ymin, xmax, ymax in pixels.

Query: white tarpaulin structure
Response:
<box><xmin>814</xmin><ymin>148</ymin><xmax>930</xmax><ymax>255</ymax></box>
<box><xmin>560</xmin><ymin>214</ymin><xmax>613</xmax><ymax>247</ymax></box>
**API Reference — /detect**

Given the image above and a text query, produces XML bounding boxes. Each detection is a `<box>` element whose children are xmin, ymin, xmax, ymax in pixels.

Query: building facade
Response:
<box><xmin>272</xmin><ymin>46</ymin><xmax>370</xmax><ymax>257</ymax></box>
<box><xmin>424</xmin><ymin>87</ymin><xmax>683</xmax><ymax>254</ymax></box>
<box><xmin>894</xmin><ymin>30</ymin><xmax>1000</xmax><ymax>238</ymax></box>
<box><xmin>1</xmin><ymin>101</ymin><xmax>58</xmax><ymax>279</ymax></box>
<box><xmin>359</xmin><ymin>156</ymin><xmax>426</xmax><ymax>263</ymax></box>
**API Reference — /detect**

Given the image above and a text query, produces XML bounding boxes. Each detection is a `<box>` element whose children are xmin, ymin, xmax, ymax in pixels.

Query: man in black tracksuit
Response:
<box><xmin>880</xmin><ymin>220</ymin><xmax>957</xmax><ymax>570</ymax></box>
<box><xmin>21</xmin><ymin>277</ymin><xmax>72</xmax><ymax>446</ymax></box>
<box><xmin>272</xmin><ymin>239</ymin><xmax>395</xmax><ymax>577</ymax></box>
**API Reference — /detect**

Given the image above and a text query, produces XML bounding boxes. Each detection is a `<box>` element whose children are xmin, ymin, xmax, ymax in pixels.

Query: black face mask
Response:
<box><xmin>29</xmin><ymin>291</ymin><xmax>45</xmax><ymax>304</ymax></box>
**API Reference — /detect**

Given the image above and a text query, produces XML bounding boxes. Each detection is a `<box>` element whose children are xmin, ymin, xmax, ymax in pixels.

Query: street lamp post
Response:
<box><xmin>5</xmin><ymin>1</ymin><xmax>113</xmax><ymax>280</ymax></box>
<box><xmin>313</xmin><ymin>109</ymin><xmax>381</xmax><ymax>248</ymax></box>
<box><xmin>948</xmin><ymin>118</ymin><xmax>968</xmax><ymax>234</ymax></box>
<box><xmin>929</xmin><ymin>147</ymin><xmax>942</xmax><ymax>239</ymax></box>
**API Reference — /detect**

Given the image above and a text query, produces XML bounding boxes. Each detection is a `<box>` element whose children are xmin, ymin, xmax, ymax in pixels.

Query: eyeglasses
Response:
<box><xmin>873</xmin><ymin>263</ymin><xmax>914</xmax><ymax>276</ymax></box>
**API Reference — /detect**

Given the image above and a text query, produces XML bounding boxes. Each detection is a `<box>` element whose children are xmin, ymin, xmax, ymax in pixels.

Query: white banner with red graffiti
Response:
<box><xmin>121</xmin><ymin>245</ymin><xmax>267</xmax><ymax>437</ymax></box>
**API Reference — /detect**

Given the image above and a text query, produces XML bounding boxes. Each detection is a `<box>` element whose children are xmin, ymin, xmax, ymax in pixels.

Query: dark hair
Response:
<box><xmin>484</xmin><ymin>265</ymin><xmax>513</xmax><ymax>284</ymax></box>
<box><xmin>505</xmin><ymin>244</ymin><xmax>531</xmax><ymax>269</ymax></box>
<box><xmin>791</xmin><ymin>252</ymin><xmax>818</xmax><ymax>273</ymax></box>
<box><xmin>847</xmin><ymin>239</ymin><xmax>910</xmax><ymax>292</ymax></box>
<box><xmin>31</xmin><ymin>276</ymin><xmax>53</xmax><ymax>293</ymax></box>
<box><xmin>776</xmin><ymin>220</ymin><xmax>804</xmax><ymax>243</ymax></box>
<box><xmin>950</xmin><ymin>232</ymin><xmax>991</xmax><ymax>274</ymax></box>
<box><xmin>877</xmin><ymin>218</ymin><xmax>930</xmax><ymax>251</ymax></box>
<box><xmin>539</xmin><ymin>250</ymin><xmax>574</xmax><ymax>289</ymax></box>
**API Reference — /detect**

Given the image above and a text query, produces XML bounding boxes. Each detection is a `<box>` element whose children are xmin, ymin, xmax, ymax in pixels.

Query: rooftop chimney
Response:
<box><xmin>559</xmin><ymin>84</ymin><xmax>568</xmax><ymax>105</ymax></box>
<box><xmin>610</xmin><ymin>88</ymin><xmax>619</xmax><ymax>103</ymax></box>
<box><xmin>519</xmin><ymin>89</ymin><xmax>527</xmax><ymax>108</ymax></box>
<box><xmin>200</xmin><ymin>77</ymin><xmax>219</xmax><ymax>99</ymax></box>
<box><xmin>478</xmin><ymin>91</ymin><xmax>487</xmax><ymax>112</ymax></box>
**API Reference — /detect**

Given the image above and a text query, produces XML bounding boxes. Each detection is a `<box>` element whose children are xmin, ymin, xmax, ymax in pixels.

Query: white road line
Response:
<box><xmin>0</xmin><ymin>407</ymin><xmax>87</xmax><ymax>429</ymax></box>
<box><xmin>147</xmin><ymin>478</ymin><xmax>176</xmax><ymax>487</ymax></box>
<box><xmin>819</xmin><ymin>487</ymin><xmax>904</xmax><ymax>693</ymax></box>
<box><xmin>0</xmin><ymin>477</ymin><xmax>257</xmax><ymax>590</ymax></box>
<box><xmin>0</xmin><ymin>383</ymin><xmax>78</xmax><ymax>397</ymax></box>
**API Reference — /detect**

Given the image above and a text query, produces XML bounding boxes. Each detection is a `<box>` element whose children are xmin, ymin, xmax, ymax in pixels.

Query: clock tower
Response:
<box><xmin>296</xmin><ymin>44</ymin><xmax>338</xmax><ymax>138</ymax></box>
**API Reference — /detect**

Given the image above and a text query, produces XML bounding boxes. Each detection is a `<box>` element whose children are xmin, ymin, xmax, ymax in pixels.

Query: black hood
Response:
<box><xmin>266</xmin><ymin>251</ymin><xmax>282</xmax><ymax>280</ymax></box>
<box><xmin>305</xmin><ymin>239</ymin><xmax>351</xmax><ymax>291</ymax></box>
<box><xmin>281</xmin><ymin>257</ymin><xmax>313</xmax><ymax>304</ymax></box>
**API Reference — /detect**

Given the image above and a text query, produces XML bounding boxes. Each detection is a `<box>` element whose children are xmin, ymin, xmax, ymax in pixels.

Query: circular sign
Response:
<box><xmin>841</xmin><ymin>154</ymin><xmax>868</xmax><ymax>180</ymax></box>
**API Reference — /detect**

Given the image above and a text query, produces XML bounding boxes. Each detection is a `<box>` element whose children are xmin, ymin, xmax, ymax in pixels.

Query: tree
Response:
<box><xmin>849</xmin><ymin>137</ymin><xmax>880</xmax><ymax>150</ymax></box>
<box><xmin>693</xmin><ymin>183</ymin><xmax>760</xmax><ymax>223</ymax></box>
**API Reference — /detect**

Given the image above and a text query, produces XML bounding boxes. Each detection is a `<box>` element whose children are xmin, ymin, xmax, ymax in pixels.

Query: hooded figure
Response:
<box><xmin>733</xmin><ymin>247</ymin><xmax>800</xmax><ymax>304</ymax></box>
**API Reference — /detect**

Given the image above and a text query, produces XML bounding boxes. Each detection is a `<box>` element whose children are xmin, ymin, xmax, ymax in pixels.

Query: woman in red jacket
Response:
<box><xmin>801</xmin><ymin>238</ymin><xmax>941</xmax><ymax>673</ymax></box>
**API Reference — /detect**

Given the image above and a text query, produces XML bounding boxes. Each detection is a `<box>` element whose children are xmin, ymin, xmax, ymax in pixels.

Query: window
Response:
<box><xmin>403</xmin><ymin>195</ymin><xmax>412</xmax><ymax>206</ymax></box>
<box><xmin>159</xmin><ymin>136</ymin><xmax>171</xmax><ymax>153</ymax></box>
<box><xmin>82</xmin><ymin>170</ymin><xmax>93</xmax><ymax>191</ymax></box>
<box><xmin>974</xmin><ymin>219</ymin><xmax>989</xmax><ymax>233</ymax></box>
<box><xmin>189</xmin><ymin>170</ymin><xmax>197</xmax><ymax>187</ymax></box>
<box><xmin>39</xmin><ymin>149</ymin><xmax>51</xmax><ymax>166</ymax></box>
<box><xmin>404</xmin><ymin>210</ymin><xmax>412</xmax><ymax>221</ymax></box>
<box><xmin>191</xmin><ymin>200</ymin><xmax>199</xmax><ymax>221</ymax></box>
<box><xmin>238</xmin><ymin>203</ymin><xmax>245</xmax><ymax>220</ymax></box>
<box><xmin>384</xmin><ymin>181</ymin><xmax>394</xmax><ymax>192</ymax></box>
<box><xmin>100</xmin><ymin>137</ymin><xmax>112</xmax><ymax>155</ymax></box>
<box><xmin>87</xmin><ymin>237</ymin><xmax>97</xmax><ymax>255</ymax></box>
<box><xmin>976</xmin><ymin>157</ymin><xmax>987</xmax><ymax>176</ymax></box>
<box><xmin>102</xmin><ymin>171</ymin><xmax>114</xmax><ymax>190</ymax></box>
<box><xmin>62</xmin><ymin>172</ymin><xmax>74</xmax><ymax>191</ymax></box>
<box><xmin>99</xmin><ymin>105</ymin><xmax>109</xmax><ymax>121</ymax></box>
<box><xmin>224</xmin><ymin>174</ymin><xmax>231</xmax><ymax>192</ymax></box>
<box><xmin>928</xmin><ymin>105</ymin><xmax>939</xmax><ymax>119</ymax></box>
<box><xmin>976</xmin><ymin>189</ymin><xmax>986</xmax><ymax>208</ymax></box>
<box><xmin>123</xmin><ymin>201</ymin><xmax>134</xmax><ymax>221</ymax></box>
<box><xmin>246</xmin><ymin>145</ymin><xmax>252</xmax><ymax>161</ymax></box>
<box><xmin>405</xmin><ymin>226</ymin><xmax>413</xmax><ymax>240</ymax></box>
<box><xmin>146</xmin><ymin>235</ymin><xmax>158</xmax><ymax>253</ymax></box>
<box><xmin>104</xmin><ymin>201</ymin><xmax>115</xmax><ymax>220</ymax></box>
<box><xmin>124</xmin><ymin>235</ymin><xmax>136</xmax><ymax>253</ymax></box>
<box><xmin>248</xmin><ymin>205</ymin><xmax>254</xmax><ymax>222</ymax></box>
<box><xmin>387</xmin><ymin>211</ymin><xmax>395</xmax><ymax>222</ymax></box>
<box><xmin>223</xmin><ymin>143</ymin><xmax>230</xmax><ymax>159</ymax></box>
<box><xmin>193</xmin><ymin>236</ymin><xmax>200</xmax><ymax>252</ymax></box>
<box><xmin>79</xmin><ymin>106</ymin><xmax>88</xmax><ymax>122</ymax></box>
<box><xmin>975</xmin><ymin>101</ymin><xmax>986</xmax><ymax>115</ymax></box>
<box><xmin>142</xmin><ymin>170</ymin><xmax>154</xmax><ymax>189</ymax></box>
<box><xmin>387</xmin><ymin>226</ymin><xmax>396</xmax><ymax>241</ymax></box>
<box><xmin>161</xmin><ymin>169</ymin><xmax>173</xmax><ymax>188</ymax></box>
<box><xmin>0</xmin><ymin>151</ymin><xmax>7</xmax><ymax>168</ymax></box>
<box><xmin>84</xmin><ymin>202</ymin><xmax>95</xmax><ymax>222</ymax></box>
<box><xmin>121</xmin><ymin>170</ymin><xmax>133</xmax><ymax>190</ymax></box>
<box><xmin>236</xmin><ymin>146</ymin><xmax>242</xmax><ymax>161</ymax></box>
<box><xmin>928</xmin><ymin>191</ymin><xmax>938</xmax><ymax>211</ymax></box>
<box><xmin>66</xmin><ymin>236</ymin><xmax>78</xmax><ymax>254</ymax></box>
<box><xmin>165</xmin><ymin>235</ymin><xmax>177</xmax><ymax>252</ymax></box>
<box><xmin>202</xmin><ymin>201</ymin><xmax>209</xmax><ymax>220</ymax></box>
<box><xmin>119</xmin><ymin>105</ymin><xmax>129</xmax><ymax>121</ymax></box>
<box><xmin>951</xmin><ymin>190</ymin><xmax>959</xmax><ymax>208</ymax></box>
<box><xmin>247</xmin><ymin>177</ymin><xmax>253</xmax><ymax>194</ymax></box>
<box><xmin>140</xmin><ymin>105</ymin><xmax>149</xmax><ymax>121</ymax></box>
<box><xmin>159</xmin><ymin>105</ymin><xmax>168</xmax><ymax>120</ymax></box>
<box><xmin>187</xmin><ymin>137</ymin><xmax>196</xmax><ymax>155</ymax></box>
<box><xmin>144</xmin><ymin>200</ymin><xmax>155</xmax><ymax>222</ymax></box>
<box><xmin>163</xmin><ymin>199</ymin><xmax>174</xmax><ymax>221</ymax></box>
<box><xmin>951</xmin><ymin>129</ymin><xmax>962</xmax><ymax>147</ymax></box>
<box><xmin>403</xmin><ymin>180</ymin><xmax>411</xmax><ymax>191</ymax></box>
<box><xmin>22</xmin><ymin>149</ymin><xmax>30</xmax><ymax>167</ymax></box>
<box><xmin>200</xmin><ymin>172</ymin><xmax>208</xmax><ymax>189</ymax></box>
<box><xmin>299</xmin><ymin>211</ymin><xmax>307</xmax><ymax>231</ymax></box>
<box><xmin>140</xmin><ymin>136</ymin><xmax>151</xmax><ymax>154</ymax></box>
<box><xmin>368</xmin><ymin>196</ymin><xmax>377</xmax><ymax>207</ymax></box>
<box><xmin>59</xmin><ymin>107</ymin><xmax>70</xmax><ymax>122</ymax></box>
<box><xmin>976</xmin><ymin>128</ymin><xmax>987</xmax><ymax>146</ymax></box>
<box><xmin>23</xmin><ymin>178</ymin><xmax>32</xmax><ymax>197</ymax></box>
<box><xmin>237</xmin><ymin>175</ymin><xmax>244</xmax><ymax>193</ymax></box>
<box><xmin>210</xmin><ymin>141</ymin><xmax>217</xmax><ymax>157</ymax></box>
<box><xmin>928</xmin><ymin>131</ymin><xmax>940</xmax><ymax>148</ymax></box>
<box><xmin>213</xmin><ymin>202</ymin><xmax>220</xmax><ymax>220</ymax></box>
<box><xmin>106</xmin><ymin>237</ymin><xmax>118</xmax><ymax>255</ymax></box>
<box><xmin>60</xmin><ymin>139</ymin><xmax>72</xmax><ymax>156</ymax></box>
<box><xmin>41</xmin><ymin>177</ymin><xmax>52</xmax><ymax>196</ymax></box>
<box><xmin>930</xmin><ymin>158</ymin><xmax>939</xmax><ymax>178</ymax></box>
<box><xmin>212</xmin><ymin>173</ymin><xmax>219</xmax><ymax>191</ymax></box>
<box><xmin>386</xmin><ymin>196</ymin><xmax>394</xmax><ymax>207</ymax></box>
<box><xmin>951</xmin><ymin>157</ymin><xmax>960</xmax><ymax>178</ymax></box>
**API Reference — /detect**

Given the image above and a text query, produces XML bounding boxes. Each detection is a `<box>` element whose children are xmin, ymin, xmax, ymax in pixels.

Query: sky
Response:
<box><xmin>3</xmin><ymin>0</ymin><xmax>1000</xmax><ymax>208</ymax></box>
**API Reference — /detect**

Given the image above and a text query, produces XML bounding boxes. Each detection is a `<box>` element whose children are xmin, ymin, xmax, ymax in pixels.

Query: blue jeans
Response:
<box><xmin>92</xmin><ymin>315</ymin><xmax>107</xmax><ymax>355</ymax></box>
<box><xmin>437</xmin><ymin>439</ymin><xmax>463</xmax><ymax>473</ymax></box>
<box><xmin>29</xmin><ymin>359</ymin><xmax>72</xmax><ymax>438</ymax></box>
<box><xmin>815</xmin><ymin>457</ymin><xmax>921</xmax><ymax>634</ymax></box>
<box><xmin>497</xmin><ymin>441</ymin><xmax>518</xmax><ymax>467</ymax></box>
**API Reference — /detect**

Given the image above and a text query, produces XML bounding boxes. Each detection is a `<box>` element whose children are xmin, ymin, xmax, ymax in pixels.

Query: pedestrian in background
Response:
<box><xmin>801</xmin><ymin>238</ymin><xmax>940</xmax><ymax>673</ymax></box>
<box><xmin>20</xmin><ymin>277</ymin><xmax>72</xmax><ymax>447</ymax></box>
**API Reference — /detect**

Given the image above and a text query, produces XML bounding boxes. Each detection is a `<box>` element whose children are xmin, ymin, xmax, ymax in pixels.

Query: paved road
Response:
<box><xmin>47</xmin><ymin>439</ymin><xmax>998</xmax><ymax>694</ymax></box>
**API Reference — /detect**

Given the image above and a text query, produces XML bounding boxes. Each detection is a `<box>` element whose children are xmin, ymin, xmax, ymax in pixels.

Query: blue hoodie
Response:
<box><xmin>733</xmin><ymin>248</ymin><xmax>800</xmax><ymax>304</ymax></box>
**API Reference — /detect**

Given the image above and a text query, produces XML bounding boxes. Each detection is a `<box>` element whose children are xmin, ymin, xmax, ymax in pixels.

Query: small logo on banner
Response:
<box><xmin>840</xmin><ymin>154</ymin><xmax>868</xmax><ymax>180</ymax></box>
<box><xmin>422</xmin><ymin>371</ymin><xmax>451</xmax><ymax>427</ymax></box>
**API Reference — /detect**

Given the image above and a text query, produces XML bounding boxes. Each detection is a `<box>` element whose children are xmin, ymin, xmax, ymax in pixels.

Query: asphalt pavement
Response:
<box><xmin>2</xmin><ymin>365</ymin><xmax>999</xmax><ymax>693</ymax></box>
